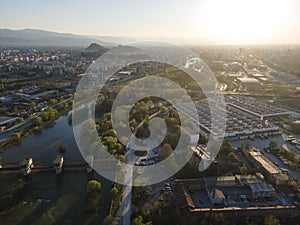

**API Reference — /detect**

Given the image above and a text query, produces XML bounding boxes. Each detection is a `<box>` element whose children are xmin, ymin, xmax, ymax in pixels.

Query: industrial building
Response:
<box><xmin>244</xmin><ymin>148</ymin><xmax>289</xmax><ymax>185</ymax></box>
<box><xmin>177</xmin><ymin>175</ymin><xmax>276</xmax><ymax>208</ymax></box>
<box><xmin>227</xmin><ymin>96</ymin><xmax>290</xmax><ymax>120</ymax></box>
<box><xmin>175</xmin><ymin>175</ymin><xmax>298</xmax><ymax>218</ymax></box>
<box><xmin>177</xmin><ymin>98</ymin><xmax>281</xmax><ymax>139</ymax></box>
<box><xmin>236</xmin><ymin>77</ymin><xmax>261</xmax><ymax>87</ymax></box>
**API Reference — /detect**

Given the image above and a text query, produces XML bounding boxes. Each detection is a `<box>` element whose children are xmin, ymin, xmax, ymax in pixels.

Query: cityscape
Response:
<box><xmin>1</xmin><ymin>1</ymin><xmax>300</xmax><ymax>225</ymax></box>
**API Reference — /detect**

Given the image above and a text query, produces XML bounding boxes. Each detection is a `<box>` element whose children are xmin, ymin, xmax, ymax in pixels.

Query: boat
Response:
<box><xmin>53</xmin><ymin>155</ymin><xmax>64</xmax><ymax>174</ymax></box>
<box><xmin>19</xmin><ymin>158</ymin><xmax>34</xmax><ymax>176</ymax></box>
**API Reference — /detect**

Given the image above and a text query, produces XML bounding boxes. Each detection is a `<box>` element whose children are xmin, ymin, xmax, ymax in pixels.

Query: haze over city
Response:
<box><xmin>1</xmin><ymin>0</ymin><xmax>300</xmax><ymax>44</ymax></box>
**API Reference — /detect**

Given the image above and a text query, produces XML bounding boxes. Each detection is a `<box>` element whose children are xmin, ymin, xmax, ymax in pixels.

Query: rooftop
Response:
<box><xmin>249</xmin><ymin>150</ymin><xmax>282</xmax><ymax>174</ymax></box>
<box><xmin>227</xmin><ymin>96</ymin><xmax>290</xmax><ymax>118</ymax></box>
<box><xmin>205</xmin><ymin>176</ymin><xmax>240</xmax><ymax>187</ymax></box>
<box><xmin>237</xmin><ymin>77</ymin><xmax>260</xmax><ymax>83</ymax></box>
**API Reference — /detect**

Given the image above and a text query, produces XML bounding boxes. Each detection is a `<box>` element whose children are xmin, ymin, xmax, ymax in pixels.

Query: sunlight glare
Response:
<box><xmin>203</xmin><ymin>0</ymin><xmax>291</xmax><ymax>43</ymax></box>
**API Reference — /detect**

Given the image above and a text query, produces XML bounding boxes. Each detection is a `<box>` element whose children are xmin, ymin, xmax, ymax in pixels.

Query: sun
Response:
<box><xmin>203</xmin><ymin>0</ymin><xmax>290</xmax><ymax>44</ymax></box>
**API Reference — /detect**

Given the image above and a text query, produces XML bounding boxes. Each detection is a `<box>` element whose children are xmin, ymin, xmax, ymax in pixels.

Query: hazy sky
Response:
<box><xmin>0</xmin><ymin>0</ymin><xmax>299</xmax><ymax>44</ymax></box>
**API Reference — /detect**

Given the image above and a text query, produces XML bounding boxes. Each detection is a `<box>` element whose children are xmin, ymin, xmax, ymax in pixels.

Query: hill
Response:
<box><xmin>0</xmin><ymin>28</ymin><xmax>116</xmax><ymax>47</ymax></box>
<box><xmin>85</xmin><ymin>43</ymin><xmax>107</xmax><ymax>52</ymax></box>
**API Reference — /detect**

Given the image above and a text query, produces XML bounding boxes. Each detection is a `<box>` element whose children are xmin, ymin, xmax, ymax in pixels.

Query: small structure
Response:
<box><xmin>19</xmin><ymin>158</ymin><xmax>34</xmax><ymax>176</ymax></box>
<box><xmin>53</xmin><ymin>155</ymin><xmax>64</xmax><ymax>174</ymax></box>
<box><xmin>209</xmin><ymin>188</ymin><xmax>225</xmax><ymax>205</ymax></box>
<box><xmin>236</xmin><ymin>175</ymin><xmax>275</xmax><ymax>199</ymax></box>
<box><xmin>182</xmin><ymin>127</ymin><xmax>199</xmax><ymax>144</ymax></box>
<box><xmin>86</xmin><ymin>155</ymin><xmax>94</xmax><ymax>173</ymax></box>
<box><xmin>236</xmin><ymin>77</ymin><xmax>261</xmax><ymax>88</ymax></box>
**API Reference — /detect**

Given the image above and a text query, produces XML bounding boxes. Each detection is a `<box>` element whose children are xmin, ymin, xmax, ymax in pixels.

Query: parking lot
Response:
<box><xmin>178</xmin><ymin>99</ymin><xmax>279</xmax><ymax>138</ymax></box>
<box><xmin>227</xmin><ymin>96</ymin><xmax>289</xmax><ymax>118</ymax></box>
<box><xmin>134</xmin><ymin>145</ymin><xmax>160</xmax><ymax>166</ymax></box>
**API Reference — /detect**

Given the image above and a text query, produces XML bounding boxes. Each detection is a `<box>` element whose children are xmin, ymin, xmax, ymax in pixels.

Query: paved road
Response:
<box><xmin>0</xmin><ymin>118</ymin><xmax>33</xmax><ymax>143</ymax></box>
<box><xmin>119</xmin><ymin>110</ymin><xmax>161</xmax><ymax>225</ymax></box>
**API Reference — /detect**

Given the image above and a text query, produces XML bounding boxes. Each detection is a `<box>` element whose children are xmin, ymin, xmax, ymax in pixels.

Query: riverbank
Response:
<box><xmin>0</xmin><ymin>101</ymin><xmax>72</xmax><ymax>153</ymax></box>
<box><xmin>0</xmin><ymin>109</ymin><xmax>112</xmax><ymax>225</ymax></box>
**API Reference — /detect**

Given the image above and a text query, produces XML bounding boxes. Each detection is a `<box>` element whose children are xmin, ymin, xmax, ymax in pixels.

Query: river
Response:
<box><xmin>0</xmin><ymin>113</ymin><xmax>112</xmax><ymax>225</ymax></box>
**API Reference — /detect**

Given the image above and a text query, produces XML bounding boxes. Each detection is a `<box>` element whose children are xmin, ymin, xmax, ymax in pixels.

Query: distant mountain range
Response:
<box><xmin>0</xmin><ymin>28</ymin><xmax>135</xmax><ymax>47</ymax></box>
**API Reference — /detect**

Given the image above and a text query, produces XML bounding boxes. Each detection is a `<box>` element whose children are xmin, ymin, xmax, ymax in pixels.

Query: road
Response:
<box><xmin>118</xmin><ymin>110</ymin><xmax>161</xmax><ymax>225</ymax></box>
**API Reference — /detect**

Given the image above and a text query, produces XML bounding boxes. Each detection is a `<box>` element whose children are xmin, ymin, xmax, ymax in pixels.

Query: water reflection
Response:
<box><xmin>0</xmin><ymin>114</ymin><xmax>112</xmax><ymax>225</ymax></box>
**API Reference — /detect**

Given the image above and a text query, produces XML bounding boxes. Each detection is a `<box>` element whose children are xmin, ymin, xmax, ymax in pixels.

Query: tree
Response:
<box><xmin>12</xmin><ymin>132</ymin><xmax>21</xmax><ymax>140</ymax></box>
<box><xmin>61</xmin><ymin>102</ymin><xmax>69</xmax><ymax>111</ymax></box>
<box><xmin>47</xmin><ymin>109</ymin><xmax>53</xmax><ymax>120</ymax></box>
<box><xmin>264</xmin><ymin>215</ymin><xmax>280</xmax><ymax>225</ymax></box>
<box><xmin>269</xmin><ymin>140</ymin><xmax>278</xmax><ymax>150</ymax></box>
<box><xmin>240</xmin><ymin>166</ymin><xmax>248</xmax><ymax>175</ymax></box>
<box><xmin>146</xmin><ymin>100</ymin><xmax>154</xmax><ymax>109</ymax></box>
<box><xmin>159</xmin><ymin>144</ymin><xmax>173</xmax><ymax>161</ymax></box>
<box><xmin>59</xmin><ymin>144</ymin><xmax>66</xmax><ymax>153</ymax></box>
<box><xmin>86</xmin><ymin>180</ymin><xmax>101</xmax><ymax>212</ymax></box>
<box><xmin>87</xmin><ymin>180</ymin><xmax>101</xmax><ymax>193</ymax></box>
<box><xmin>173</xmin><ymin>125</ymin><xmax>181</xmax><ymax>133</ymax></box>
<box><xmin>29</xmin><ymin>102</ymin><xmax>36</xmax><ymax>109</ymax></box>
<box><xmin>132</xmin><ymin>215</ymin><xmax>152</xmax><ymax>225</ymax></box>
<box><xmin>129</xmin><ymin>119</ymin><xmax>138</xmax><ymax>130</ymax></box>
<box><xmin>111</xmin><ymin>187</ymin><xmax>119</xmax><ymax>199</ymax></box>
<box><xmin>33</xmin><ymin>126</ymin><xmax>41</xmax><ymax>134</ymax></box>
<box><xmin>46</xmin><ymin>107</ymin><xmax>58</xmax><ymax>119</ymax></box>
<box><xmin>222</xmin><ymin>138</ymin><xmax>233</xmax><ymax>154</ymax></box>
<box><xmin>41</xmin><ymin>111</ymin><xmax>49</xmax><ymax>121</ymax></box>
<box><xmin>49</xmin><ymin>98</ymin><xmax>58</xmax><ymax>105</ymax></box>
<box><xmin>16</xmin><ymin>117</ymin><xmax>24</xmax><ymax>123</ymax></box>
<box><xmin>31</xmin><ymin>116</ymin><xmax>42</xmax><ymax>126</ymax></box>
<box><xmin>159</xmin><ymin>106</ymin><xmax>168</xmax><ymax>114</ymax></box>
<box><xmin>163</xmin><ymin>133</ymin><xmax>179</xmax><ymax>150</ymax></box>
<box><xmin>102</xmin><ymin>136</ymin><xmax>118</xmax><ymax>152</ymax></box>
<box><xmin>227</xmin><ymin>152</ymin><xmax>238</xmax><ymax>161</ymax></box>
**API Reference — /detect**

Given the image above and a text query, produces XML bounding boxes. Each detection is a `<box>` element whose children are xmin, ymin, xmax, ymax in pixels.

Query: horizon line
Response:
<box><xmin>1</xmin><ymin>27</ymin><xmax>300</xmax><ymax>47</ymax></box>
